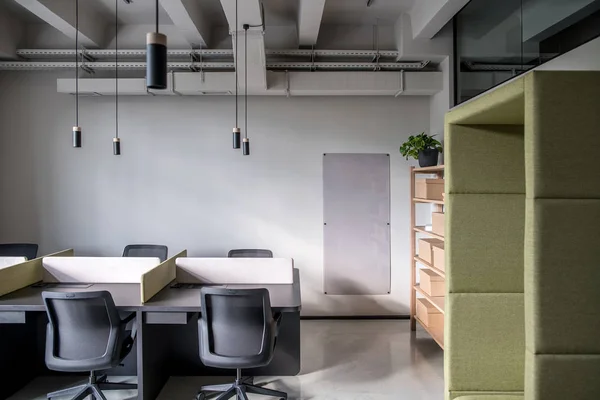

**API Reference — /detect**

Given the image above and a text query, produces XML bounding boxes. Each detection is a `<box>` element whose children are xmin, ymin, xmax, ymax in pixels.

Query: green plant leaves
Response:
<box><xmin>399</xmin><ymin>133</ymin><xmax>443</xmax><ymax>160</ymax></box>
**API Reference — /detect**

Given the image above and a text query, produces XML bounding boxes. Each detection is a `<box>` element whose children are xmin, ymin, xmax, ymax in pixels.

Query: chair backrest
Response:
<box><xmin>42</xmin><ymin>291</ymin><xmax>124</xmax><ymax>372</ymax></box>
<box><xmin>0</xmin><ymin>243</ymin><xmax>38</xmax><ymax>260</ymax></box>
<box><xmin>123</xmin><ymin>244</ymin><xmax>168</xmax><ymax>262</ymax></box>
<box><xmin>199</xmin><ymin>287</ymin><xmax>276</xmax><ymax>369</ymax></box>
<box><xmin>228</xmin><ymin>249</ymin><xmax>273</xmax><ymax>258</ymax></box>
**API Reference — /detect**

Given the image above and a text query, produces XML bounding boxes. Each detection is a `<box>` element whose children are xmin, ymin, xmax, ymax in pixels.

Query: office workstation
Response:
<box><xmin>0</xmin><ymin>250</ymin><xmax>300</xmax><ymax>399</ymax></box>
<box><xmin>1</xmin><ymin>0</ymin><xmax>600</xmax><ymax>399</ymax></box>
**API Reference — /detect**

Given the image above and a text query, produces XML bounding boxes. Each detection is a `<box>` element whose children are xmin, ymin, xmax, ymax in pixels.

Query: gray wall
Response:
<box><xmin>0</xmin><ymin>72</ymin><xmax>430</xmax><ymax>316</ymax></box>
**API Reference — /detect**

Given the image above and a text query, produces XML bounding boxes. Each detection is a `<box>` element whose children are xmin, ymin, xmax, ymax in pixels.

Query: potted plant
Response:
<box><xmin>399</xmin><ymin>133</ymin><xmax>443</xmax><ymax>167</ymax></box>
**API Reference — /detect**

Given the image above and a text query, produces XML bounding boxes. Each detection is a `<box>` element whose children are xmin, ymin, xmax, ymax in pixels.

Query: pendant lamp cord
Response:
<box><xmin>75</xmin><ymin>0</ymin><xmax>79</xmax><ymax>127</ymax></box>
<box><xmin>155</xmin><ymin>0</ymin><xmax>159</xmax><ymax>33</ymax></box>
<box><xmin>244</xmin><ymin>26</ymin><xmax>248</xmax><ymax>140</ymax></box>
<box><xmin>235</xmin><ymin>0</ymin><xmax>238</xmax><ymax>128</ymax></box>
<box><xmin>115</xmin><ymin>0</ymin><xmax>119</xmax><ymax>139</ymax></box>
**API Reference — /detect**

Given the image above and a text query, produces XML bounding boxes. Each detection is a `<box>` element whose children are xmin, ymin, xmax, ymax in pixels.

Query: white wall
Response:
<box><xmin>0</xmin><ymin>71</ymin><xmax>431</xmax><ymax>316</ymax></box>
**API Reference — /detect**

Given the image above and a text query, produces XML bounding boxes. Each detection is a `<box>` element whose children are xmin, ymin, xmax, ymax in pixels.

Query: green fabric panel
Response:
<box><xmin>446</xmin><ymin>77</ymin><xmax>525</xmax><ymax>125</ymax></box>
<box><xmin>525</xmin><ymin>71</ymin><xmax>600</xmax><ymax>198</ymax></box>
<box><xmin>450</xmin><ymin>393</ymin><xmax>524</xmax><ymax>400</ymax></box>
<box><xmin>525</xmin><ymin>352</ymin><xmax>600</xmax><ymax>400</ymax></box>
<box><xmin>446</xmin><ymin>125</ymin><xmax>524</xmax><ymax>195</ymax></box>
<box><xmin>454</xmin><ymin>396</ymin><xmax>524</xmax><ymax>400</ymax></box>
<box><xmin>446</xmin><ymin>294</ymin><xmax>525</xmax><ymax>392</ymax></box>
<box><xmin>447</xmin><ymin>194</ymin><xmax>524</xmax><ymax>293</ymax></box>
<box><xmin>525</xmin><ymin>199</ymin><xmax>600</xmax><ymax>353</ymax></box>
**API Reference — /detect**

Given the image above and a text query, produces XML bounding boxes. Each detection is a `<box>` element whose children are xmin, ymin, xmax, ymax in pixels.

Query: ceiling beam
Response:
<box><xmin>409</xmin><ymin>0</ymin><xmax>469</xmax><ymax>39</ymax></box>
<box><xmin>159</xmin><ymin>0</ymin><xmax>210</xmax><ymax>49</ymax></box>
<box><xmin>297</xmin><ymin>0</ymin><xmax>326</xmax><ymax>47</ymax></box>
<box><xmin>395</xmin><ymin>13</ymin><xmax>451</xmax><ymax>62</ymax></box>
<box><xmin>219</xmin><ymin>0</ymin><xmax>266</xmax><ymax>90</ymax></box>
<box><xmin>14</xmin><ymin>0</ymin><xmax>106</xmax><ymax>48</ymax></box>
<box><xmin>0</xmin><ymin>7</ymin><xmax>23</xmax><ymax>59</ymax></box>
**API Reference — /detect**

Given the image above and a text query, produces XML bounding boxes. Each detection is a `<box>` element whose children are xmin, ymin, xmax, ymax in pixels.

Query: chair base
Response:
<box><xmin>197</xmin><ymin>371</ymin><xmax>287</xmax><ymax>400</ymax></box>
<box><xmin>47</xmin><ymin>372</ymin><xmax>137</xmax><ymax>400</ymax></box>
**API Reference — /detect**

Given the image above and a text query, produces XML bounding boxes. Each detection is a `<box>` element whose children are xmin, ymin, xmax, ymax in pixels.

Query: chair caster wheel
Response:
<box><xmin>196</xmin><ymin>393</ymin><xmax>206</xmax><ymax>400</ymax></box>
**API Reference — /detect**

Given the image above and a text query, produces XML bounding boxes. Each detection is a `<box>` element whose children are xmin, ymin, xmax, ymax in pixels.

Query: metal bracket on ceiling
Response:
<box><xmin>79</xmin><ymin>51</ymin><xmax>95</xmax><ymax>75</ymax></box>
<box><xmin>285</xmin><ymin>70</ymin><xmax>290</xmax><ymax>98</ymax></box>
<box><xmin>171</xmin><ymin>70</ymin><xmax>181</xmax><ymax>95</ymax></box>
<box><xmin>80</xmin><ymin>48</ymin><xmax>95</xmax><ymax>63</ymax></box>
<box><xmin>394</xmin><ymin>70</ymin><xmax>405</xmax><ymax>97</ymax></box>
<box><xmin>310</xmin><ymin>46</ymin><xmax>316</xmax><ymax>72</ymax></box>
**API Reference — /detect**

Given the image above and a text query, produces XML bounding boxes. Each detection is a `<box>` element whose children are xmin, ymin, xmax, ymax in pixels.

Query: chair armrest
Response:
<box><xmin>121</xmin><ymin>312</ymin><xmax>137</xmax><ymax>341</ymax></box>
<box><xmin>121</xmin><ymin>312</ymin><xmax>136</xmax><ymax>325</ymax></box>
<box><xmin>274</xmin><ymin>312</ymin><xmax>283</xmax><ymax>336</ymax></box>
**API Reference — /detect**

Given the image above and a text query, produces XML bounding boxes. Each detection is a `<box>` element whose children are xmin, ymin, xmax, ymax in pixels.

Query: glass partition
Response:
<box><xmin>455</xmin><ymin>0</ymin><xmax>600</xmax><ymax>104</ymax></box>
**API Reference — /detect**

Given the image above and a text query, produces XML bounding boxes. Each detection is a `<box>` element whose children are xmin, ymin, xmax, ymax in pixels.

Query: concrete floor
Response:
<box><xmin>10</xmin><ymin>320</ymin><xmax>444</xmax><ymax>400</ymax></box>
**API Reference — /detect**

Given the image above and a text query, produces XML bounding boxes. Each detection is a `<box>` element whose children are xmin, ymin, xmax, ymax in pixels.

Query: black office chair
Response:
<box><xmin>42</xmin><ymin>291</ymin><xmax>137</xmax><ymax>400</ymax></box>
<box><xmin>227</xmin><ymin>249</ymin><xmax>273</xmax><ymax>258</ymax></box>
<box><xmin>196</xmin><ymin>287</ymin><xmax>286</xmax><ymax>400</ymax></box>
<box><xmin>0</xmin><ymin>243</ymin><xmax>38</xmax><ymax>260</ymax></box>
<box><xmin>122</xmin><ymin>244</ymin><xmax>168</xmax><ymax>262</ymax></box>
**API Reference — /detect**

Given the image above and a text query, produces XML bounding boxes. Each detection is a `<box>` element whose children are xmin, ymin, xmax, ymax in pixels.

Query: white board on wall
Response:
<box><xmin>323</xmin><ymin>153</ymin><xmax>391</xmax><ymax>295</ymax></box>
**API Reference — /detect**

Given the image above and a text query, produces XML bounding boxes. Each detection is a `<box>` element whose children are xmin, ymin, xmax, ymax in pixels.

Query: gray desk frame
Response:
<box><xmin>0</xmin><ymin>269</ymin><xmax>301</xmax><ymax>400</ymax></box>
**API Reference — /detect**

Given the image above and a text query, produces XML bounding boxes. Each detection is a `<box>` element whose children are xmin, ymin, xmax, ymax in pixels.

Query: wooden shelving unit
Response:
<box><xmin>415</xmin><ymin>316</ymin><xmax>444</xmax><ymax>348</ymax></box>
<box><xmin>414</xmin><ymin>226</ymin><xmax>444</xmax><ymax>241</ymax></box>
<box><xmin>410</xmin><ymin>165</ymin><xmax>445</xmax><ymax>349</ymax></box>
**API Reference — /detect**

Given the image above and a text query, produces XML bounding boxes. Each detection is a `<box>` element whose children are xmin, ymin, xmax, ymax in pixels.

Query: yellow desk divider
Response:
<box><xmin>0</xmin><ymin>249</ymin><xmax>73</xmax><ymax>298</ymax></box>
<box><xmin>141</xmin><ymin>250</ymin><xmax>186</xmax><ymax>303</ymax></box>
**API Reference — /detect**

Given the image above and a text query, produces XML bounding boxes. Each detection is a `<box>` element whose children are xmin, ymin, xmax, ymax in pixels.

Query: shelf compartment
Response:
<box><xmin>415</xmin><ymin>315</ymin><xmax>444</xmax><ymax>348</ymax></box>
<box><xmin>414</xmin><ymin>284</ymin><xmax>445</xmax><ymax>314</ymax></box>
<box><xmin>414</xmin><ymin>226</ymin><xmax>444</xmax><ymax>240</ymax></box>
<box><xmin>413</xmin><ymin>197</ymin><xmax>444</xmax><ymax>205</ymax></box>
<box><xmin>414</xmin><ymin>256</ymin><xmax>445</xmax><ymax>278</ymax></box>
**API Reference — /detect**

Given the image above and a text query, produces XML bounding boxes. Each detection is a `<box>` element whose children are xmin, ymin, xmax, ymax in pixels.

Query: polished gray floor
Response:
<box><xmin>10</xmin><ymin>320</ymin><xmax>444</xmax><ymax>400</ymax></box>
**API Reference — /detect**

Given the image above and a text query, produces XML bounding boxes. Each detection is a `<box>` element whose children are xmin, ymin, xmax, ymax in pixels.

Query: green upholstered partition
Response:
<box><xmin>524</xmin><ymin>72</ymin><xmax>600</xmax><ymax>400</ymax></box>
<box><xmin>445</xmin><ymin>71</ymin><xmax>600</xmax><ymax>400</ymax></box>
<box><xmin>445</xmin><ymin>85</ymin><xmax>526</xmax><ymax>400</ymax></box>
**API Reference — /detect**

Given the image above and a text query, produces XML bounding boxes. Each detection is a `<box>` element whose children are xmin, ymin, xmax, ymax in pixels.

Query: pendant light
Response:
<box><xmin>146</xmin><ymin>0</ymin><xmax>167</xmax><ymax>89</ymax></box>
<box><xmin>232</xmin><ymin>0</ymin><xmax>240</xmax><ymax>149</ymax></box>
<box><xmin>113</xmin><ymin>0</ymin><xmax>121</xmax><ymax>156</ymax></box>
<box><xmin>72</xmin><ymin>0</ymin><xmax>81</xmax><ymax>148</ymax></box>
<box><xmin>243</xmin><ymin>24</ymin><xmax>250</xmax><ymax>156</ymax></box>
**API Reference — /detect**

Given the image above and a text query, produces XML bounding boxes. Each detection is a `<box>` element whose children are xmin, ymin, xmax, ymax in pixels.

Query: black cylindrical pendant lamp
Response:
<box><xmin>113</xmin><ymin>138</ymin><xmax>121</xmax><ymax>155</ymax></box>
<box><xmin>73</xmin><ymin>0</ymin><xmax>82</xmax><ymax>148</ymax></box>
<box><xmin>73</xmin><ymin>126</ymin><xmax>81</xmax><ymax>148</ymax></box>
<box><xmin>146</xmin><ymin>0</ymin><xmax>167</xmax><ymax>89</ymax></box>
<box><xmin>233</xmin><ymin>127</ymin><xmax>241</xmax><ymax>149</ymax></box>
<box><xmin>146</xmin><ymin>32</ymin><xmax>167</xmax><ymax>89</ymax></box>
<box><xmin>242</xmin><ymin>137</ymin><xmax>250</xmax><ymax>156</ymax></box>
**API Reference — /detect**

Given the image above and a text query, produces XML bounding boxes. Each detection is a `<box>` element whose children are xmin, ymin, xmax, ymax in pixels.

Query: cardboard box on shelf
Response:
<box><xmin>432</xmin><ymin>212</ymin><xmax>445</xmax><ymax>237</ymax></box>
<box><xmin>415</xmin><ymin>179</ymin><xmax>444</xmax><ymax>201</ymax></box>
<box><xmin>432</xmin><ymin>242</ymin><xmax>445</xmax><ymax>271</ymax></box>
<box><xmin>416</xmin><ymin>297</ymin><xmax>444</xmax><ymax>327</ymax></box>
<box><xmin>419</xmin><ymin>268</ymin><xmax>444</xmax><ymax>297</ymax></box>
<box><xmin>418</xmin><ymin>238</ymin><xmax>444</xmax><ymax>264</ymax></box>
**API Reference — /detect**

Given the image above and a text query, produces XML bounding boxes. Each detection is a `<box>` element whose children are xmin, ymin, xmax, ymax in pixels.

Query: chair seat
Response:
<box><xmin>455</xmin><ymin>396</ymin><xmax>524</xmax><ymax>400</ymax></box>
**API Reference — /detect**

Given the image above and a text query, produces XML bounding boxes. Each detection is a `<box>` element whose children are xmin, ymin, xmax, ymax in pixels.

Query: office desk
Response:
<box><xmin>0</xmin><ymin>269</ymin><xmax>302</xmax><ymax>400</ymax></box>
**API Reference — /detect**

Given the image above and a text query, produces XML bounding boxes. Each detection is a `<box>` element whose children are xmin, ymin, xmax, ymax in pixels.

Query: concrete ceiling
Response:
<box><xmin>322</xmin><ymin>0</ymin><xmax>416</xmax><ymax>25</ymax></box>
<box><xmin>93</xmin><ymin>0</ymin><xmax>175</xmax><ymax>25</ymax></box>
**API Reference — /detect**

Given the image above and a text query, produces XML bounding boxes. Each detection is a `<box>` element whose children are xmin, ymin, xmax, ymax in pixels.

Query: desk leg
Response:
<box><xmin>136</xmin><ymin>311</ymin><xmax>171</xmax><ymax>400</ymax></box>
<box><xmin>0</xmin><ymin>313</ymin><xmax>43</xmax><ymax>399</ymax></box>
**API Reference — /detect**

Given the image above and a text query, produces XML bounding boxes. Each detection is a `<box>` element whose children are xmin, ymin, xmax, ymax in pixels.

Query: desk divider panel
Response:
<box><xmin>0</xmin><ymin>257</ymin><xmax>27</xmax><ymax>269</ymax></box>
<box><xmin>141</xmin><ymin>250</ymin><xmax>186</xmax><ymax>303</ymax></box>
<box><xmin>42</xmin><ymin>257</ymin><xmax>161</xmax><ymax>283</ymax></box>
<box><xmin>0</xmin><ymin>249</ymin><xmax>73</xmax><ymax>297</ymax></box>
<box><xmin>175</xmin><ymin>258</ymin><xmax>294</xmax><ymax>284</ymax></box>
